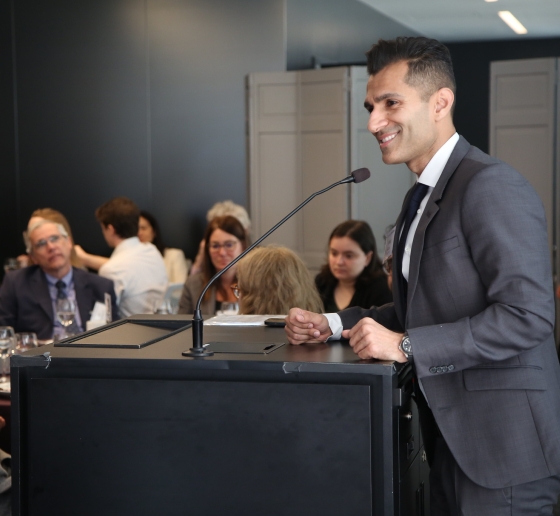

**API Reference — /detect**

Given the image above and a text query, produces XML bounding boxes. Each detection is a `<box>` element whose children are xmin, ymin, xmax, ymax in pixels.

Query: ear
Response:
<box><xmin>433</xmin><ymin>87</ymin><xmax>454</xmax><ymax>120</ymax></box>
<box><xmin>365</xmin><ymin>251</ymin><xmax>373</xmax><ymax>266</ymax></box>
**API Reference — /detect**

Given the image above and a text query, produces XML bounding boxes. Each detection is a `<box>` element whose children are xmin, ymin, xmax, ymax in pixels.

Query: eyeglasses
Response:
<box><xmin>209</xmin><ymin>241</ymin><xmax>239</xmax><ymax>253</ymax></box>
<box><xmin>230</xmin><ymin>284</ymin><xmax>240</xmax><ymax>299</ymax></box>
<box><xmin>32</xmin><ymin>234</ymin><xmax>66</xmax><ymax>251</ymax></box>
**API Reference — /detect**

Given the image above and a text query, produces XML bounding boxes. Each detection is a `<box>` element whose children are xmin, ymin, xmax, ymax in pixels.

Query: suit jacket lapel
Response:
<box><xmin>31</xmin><ymin>268</ymin><xmax>54</xmax><ymax>322</ymax></box>
<box><xmin>405</xmin><ymin>136</ymin><xmax>471</xmax><ymax>324</ymax></box>
<box><xmin>73</xmin><ymin>268</ymin><xmax>92</xmax><ymax>326</ymax></box>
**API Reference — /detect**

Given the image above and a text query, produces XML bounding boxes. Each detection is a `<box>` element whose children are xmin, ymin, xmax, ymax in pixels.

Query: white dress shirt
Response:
<box><xmin>326</xmin><ymin>133</ymin><xmax>460</xmax><ymax>340</ymax></box>
<box><xmin>99</xmin><ymin>237</ymin><xmax>168</xmax><ymax>318</ymax></box>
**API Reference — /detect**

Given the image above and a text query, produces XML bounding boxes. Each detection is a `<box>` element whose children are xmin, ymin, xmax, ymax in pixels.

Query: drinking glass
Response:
<box><xmin>56</xmin><ymin>298</ymin><xmax>76</xmax><ymax>338</ymax></box>
<box><xmin>0</xmin><ymin>327</ymin><xmax>16</xmax><ymax>382</ymax></box>
<box><xmin>15</xmin><ymin>332</ymin><xmax>39</xmax><ymax>353</ymax></box>
<box><xmin>3</xmin><ymin>258</ymin><xmax>19</xmax><ymax>273</ymax></box>
<box><xmin>220</xmin><ymin>302</ymin><xmax>239</xmax><ymax>315</ymax></box>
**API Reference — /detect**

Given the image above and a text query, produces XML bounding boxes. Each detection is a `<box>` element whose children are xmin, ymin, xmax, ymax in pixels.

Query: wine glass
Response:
<box><xmin>56</xmin><ymin>298</ymin><xmax>75</xmax><ymax>339</ymax></box>
<box><xmin>0</xmin><ymin>327</ymin><xmax>16</xmax><ymax>383</ymax></box>
<box><xmin>15</xmin><ymin>332</ymin><xmax>39</xmax><ymax>353</ymax></box>
<box><xmin>219</xmin><ymin>302</ymin><xmax>239</xmax><ymax>315</ymax></box>
<box><xmin>3</xmin><ymin>258</ymin><xmax>19</xmax><ymax>273</ymax></box>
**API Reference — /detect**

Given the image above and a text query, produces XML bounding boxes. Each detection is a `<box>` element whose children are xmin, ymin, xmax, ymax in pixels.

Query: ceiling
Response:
<box><xmin>357</xmin><ymin>0</ymin><xmax>560</xmax><ymax>42</ymax></box>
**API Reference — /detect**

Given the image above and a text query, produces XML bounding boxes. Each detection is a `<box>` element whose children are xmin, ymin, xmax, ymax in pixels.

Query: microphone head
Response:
<box><xmin>351</xmin><ymin>168</ymin><xmax>370</xmax><ymax>184</ymax></box>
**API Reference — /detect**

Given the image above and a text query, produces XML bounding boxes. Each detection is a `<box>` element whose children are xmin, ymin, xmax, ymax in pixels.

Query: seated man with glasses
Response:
<box><xmin>0</xmin><ymin>219</ymin><xmax>118</xmax><ymax>340</ymax></box>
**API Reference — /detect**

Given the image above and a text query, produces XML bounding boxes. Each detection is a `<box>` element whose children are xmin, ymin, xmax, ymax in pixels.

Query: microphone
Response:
<box><xmin>183</xmin><ymin>167</ymin><xmax>371</xmax><ymax>357</ymax></box>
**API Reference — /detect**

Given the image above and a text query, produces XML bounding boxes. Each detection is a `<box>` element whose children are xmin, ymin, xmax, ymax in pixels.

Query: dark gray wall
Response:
<box><xmin>286</xmin><ymin>0</ymin><xmax>419</xmax><ymax>70</ymax></box>
<box><xmin>0</xmin><ymin>0</ymin><xmax>18</xmax><ymax>266</ymax></box>
<box><xmin>3</xmin><ymin>0</ymin><xmax>285</xmax><ymax>263</ymax></box>
<box><xmin>2</xmin><ymin>0</ymin><xmax>421</xmax><ymax>271</ymax></box>
<box><xmin>446</xmin><ymin>37</ymin><xmax>560</xmax><ymax>153</ymax></box>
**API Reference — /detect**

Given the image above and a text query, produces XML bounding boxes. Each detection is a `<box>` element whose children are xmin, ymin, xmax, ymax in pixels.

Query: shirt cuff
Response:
<box><xmin>324</xmin><ymin>313</ymin><xmax>343</xmax><ymax>341</ymax></box>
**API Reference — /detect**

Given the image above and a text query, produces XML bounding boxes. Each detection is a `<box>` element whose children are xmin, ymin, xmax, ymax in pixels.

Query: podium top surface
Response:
<box><xmin>12</xmin><ymin>315</ymin><xmax>402</xmax><ymax>377</ymax></box>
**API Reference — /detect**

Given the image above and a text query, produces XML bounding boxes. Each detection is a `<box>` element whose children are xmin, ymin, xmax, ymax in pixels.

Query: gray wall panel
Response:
<box><xmin>3</xmin><ymin>0</ymin><xmax>285</xmax><ymax>261</ymax></box>
<box><xmin>0</xmin><ymin>0</ymin><xmax>18</xmax><ymax>274</ymax></box>
<box><xmin>13</xmin><ymin>0</ymin><xmax>150</xmax><ymax>255</ymax></box>
<box><xmin>286</xmin><ymin>0</ymin><xmax>419</xmax><ymax>70</ymax></box>
<box><xmin>148</xmin><ymin>0</ymin><xmax>285</xmax><ymax>255</ymax></box>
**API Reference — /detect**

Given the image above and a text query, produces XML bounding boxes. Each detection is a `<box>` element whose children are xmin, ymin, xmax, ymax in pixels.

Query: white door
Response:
<box><xmin>490</xmin><ymin>57</ymin><xmax>559</xmax><ymax>342</ymax></box>
<box><xmin>299</xmin><ymin>67</ymin><xmax>350</xmax><ymax>271</ymax></box>
<box><xmin>247</xmin><ymin>72</ymin><xmax>300</xmax><ymax>250</ymax></box>
<box><xmin>490</xmin><ymin>57</ymin><xmax>558</xmax><ymax>259</ymax></box>
<box><xmin>247</xmin><ymin>68</ymin><xmax>350</xmax><ymax>273</ymax></box>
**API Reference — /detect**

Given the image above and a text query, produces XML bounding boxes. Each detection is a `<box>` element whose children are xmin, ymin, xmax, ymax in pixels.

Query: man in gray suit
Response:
<box><xmin>286</xmin><ymin>37</ymin><xmax>560</xmax><ymax>514</ymax></box>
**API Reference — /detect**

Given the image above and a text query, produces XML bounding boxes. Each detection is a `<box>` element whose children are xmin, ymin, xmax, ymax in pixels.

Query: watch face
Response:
<box><xmin>402</xmin><ymin>337</ymin><xmax>412</xmax><ymax>354</ymax></box>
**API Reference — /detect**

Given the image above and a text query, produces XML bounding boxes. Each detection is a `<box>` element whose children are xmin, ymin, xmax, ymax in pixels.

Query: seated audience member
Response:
<box><xmin>190</xmin><ymin>201</ymin><xmax>251</xmax><ymax>277</ymax></box>
<box><xmin>315</xmin><ymin>220</ymin><xmax>392</xmax><ymax>312</ymax></box>
<box><xmin>95</xmin><ymin>197</ymin><xmax>168</xmax><ymax>318</ymax></box>
<box><xmin>235</xmin><ymin>246</ymin><xmax>323</xmax><ymax>315</ymax></box>
<box><xmin>138</xmin><ymin>211</ymin><xmax>189</xmax><ymax>284</ymax></box>
<box><xmin>0</xmin><ymin>219</ymin><xmax>118</xmax><ymax>340</ymax></box>
<box><xmin>19</xmin><ymin>208</ymin><xmax>85</xmax><ymax>269</ymax></box>
<box><xmin>178</xmin><ymin>216</ymin><xmax>247</xmax><ymax>316</ymax></box>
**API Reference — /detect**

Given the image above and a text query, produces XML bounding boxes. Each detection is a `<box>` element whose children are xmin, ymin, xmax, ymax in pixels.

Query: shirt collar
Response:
<box><xmin>44</xmin><ymin>268</ymin><xmax>74</xmax><ymax>288</ymax></box>
<box><xmin>111</xmin><ymin>236</ymin><xmax>141</xmax><ymax>256</ymax></box>
<box><xmin>416</xmin><ymin>132</ymin><xmax>459</xmax><ymax>187</ymax></box>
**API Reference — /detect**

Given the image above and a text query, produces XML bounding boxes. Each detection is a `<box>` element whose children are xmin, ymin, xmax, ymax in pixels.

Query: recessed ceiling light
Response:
<box><xmin>498</xmin><ymin>11</ymin><xmax>528</xmax><ymax>34</ymax></box>
<box><xmin>484</xmin><ymin>0</ymin><xmax>498</xmax><ymax>3</ymax></box>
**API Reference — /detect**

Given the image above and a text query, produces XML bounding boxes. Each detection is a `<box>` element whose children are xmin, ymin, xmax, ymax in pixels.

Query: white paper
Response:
<box><xmin>89</xmin><ymin>301</ymin><xmax>108</xmax><ymax>322</ymax></box>
<box><xmin>203</xmin><ymin>314</ymin><xmax>286</xmax><ymax>326</ymax></box>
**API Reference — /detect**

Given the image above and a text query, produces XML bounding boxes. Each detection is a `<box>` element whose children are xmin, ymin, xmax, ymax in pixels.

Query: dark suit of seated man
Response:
<box><xmin>0</xmin><ymin>219</ymin><xmax>118</xmax><ymax>340</ymax></box>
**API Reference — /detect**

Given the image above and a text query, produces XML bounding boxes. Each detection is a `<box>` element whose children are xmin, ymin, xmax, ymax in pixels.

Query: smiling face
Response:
<box><xmin>364</xmin><ymin>60</ymin><xmax>454</xmax><ymax>175</ymax></box>
<box><xmin>29</xmin><ymin>222</ymin><xmax>73</xmax><ymax>278</ymax></box>
<box><xmin>328</xmin><ymin>236</ymin><xmax>372</xmax><ymax>284</ymax></box>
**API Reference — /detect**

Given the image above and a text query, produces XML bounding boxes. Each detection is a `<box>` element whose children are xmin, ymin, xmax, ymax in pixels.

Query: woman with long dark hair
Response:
<box><xmin>178</xmin><ymin>216</ymin><xmax>247</xmax><ymax>316</ymax></box>
<box><xmin>138</xmin><ymin>211</ymin><xmax>188</xmax><ymax>284</ymax></box>
<box><xmin>315</xmin><ymin>220</ymin><xmax>392</xmax><ymax>312</ymax></box>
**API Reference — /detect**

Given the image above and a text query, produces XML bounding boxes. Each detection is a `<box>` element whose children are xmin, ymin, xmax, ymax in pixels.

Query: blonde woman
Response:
<box><xmin>235</xmin><ymin>246</ymin><xmax>323</xmax><ymax>315</ymax></box>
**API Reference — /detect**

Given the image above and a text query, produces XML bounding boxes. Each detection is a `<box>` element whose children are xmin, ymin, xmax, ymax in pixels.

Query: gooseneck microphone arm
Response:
<box><xmin>184</xmin><ymin>167</ymin><xmax>371</xmax><ymax>357</ymax></box>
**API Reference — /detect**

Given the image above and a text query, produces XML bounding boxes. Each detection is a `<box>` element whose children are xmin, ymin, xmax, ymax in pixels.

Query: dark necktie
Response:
<box><xmin>55</xmin><ymin>280</ymin><xmax>67</xmax><ymax>300</ymax></box>
<box><xmin>397</xmin><ymin>182</ymin><xmax>429</xmax><ymax>315</ymax></box>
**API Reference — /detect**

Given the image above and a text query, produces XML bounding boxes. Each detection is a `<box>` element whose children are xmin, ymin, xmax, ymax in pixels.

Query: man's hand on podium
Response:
<box><xmin>285</xmin><ymin>308</ymin><xmax>332</xmax><ymax>344</ymax></box>
<box><xmin>342</xmin><ymin>318</ymin><xmax>406</xmax><ymax>362</ymax></box>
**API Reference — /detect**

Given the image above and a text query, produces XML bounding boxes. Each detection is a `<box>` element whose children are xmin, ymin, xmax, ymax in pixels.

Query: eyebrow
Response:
<box><xmin>364</xmin><ymin>92</ymin><xmax>405</xmax><ymax>109</ymax></box>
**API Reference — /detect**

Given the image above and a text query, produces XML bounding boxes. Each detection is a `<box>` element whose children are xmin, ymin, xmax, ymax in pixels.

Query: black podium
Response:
<box><xmin>11</xmin><ymin>315</ymin><xmax>429</xmax><ymax>516</ymax></box>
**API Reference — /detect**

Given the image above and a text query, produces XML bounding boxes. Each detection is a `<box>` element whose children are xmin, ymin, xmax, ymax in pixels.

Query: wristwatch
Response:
<box><xmin>398</xmin><ymin>332</ymin><xmax>413</xmax><ymax>360</ymax></box>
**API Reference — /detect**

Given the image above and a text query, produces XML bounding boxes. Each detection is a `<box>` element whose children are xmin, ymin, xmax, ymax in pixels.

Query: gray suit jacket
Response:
<box><xmin>340</xmin><ymin>136</ymin><xmax>560</xmax><ymax>489</ymax></box>
<box><xmin>177</xmin><ymin>272</ymin><xmax>216</xmax><ymax>317</ymax></box>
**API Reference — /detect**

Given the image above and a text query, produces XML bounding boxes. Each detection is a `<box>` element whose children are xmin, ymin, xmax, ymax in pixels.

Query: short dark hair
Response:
<box><xmin>365</xmin><ymin>37</ymin><xmax>456</xmax><ymax>101</ymax></box>
<box><xmin>315</xmin><ymin>220</ymin><xmax>385</xmax><ymax>291</ymax></box>
<box><xmin>95</xmin><ymin>197</ymin><xmax>140</xmax><ymax>239</ymax></box>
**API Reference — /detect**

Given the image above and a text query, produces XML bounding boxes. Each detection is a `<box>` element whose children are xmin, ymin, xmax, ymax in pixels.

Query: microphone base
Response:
<box><xmin>182</xmin><ymin>347</ymin><xmax>214</xmax><ymax>358</ymax></box>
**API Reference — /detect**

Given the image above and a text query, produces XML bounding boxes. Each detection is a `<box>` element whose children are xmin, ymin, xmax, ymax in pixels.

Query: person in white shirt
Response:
<box><xmin>95</xmin><ymin>197</ymin><xmax>168</xmax><ymax>318</ymax></box>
